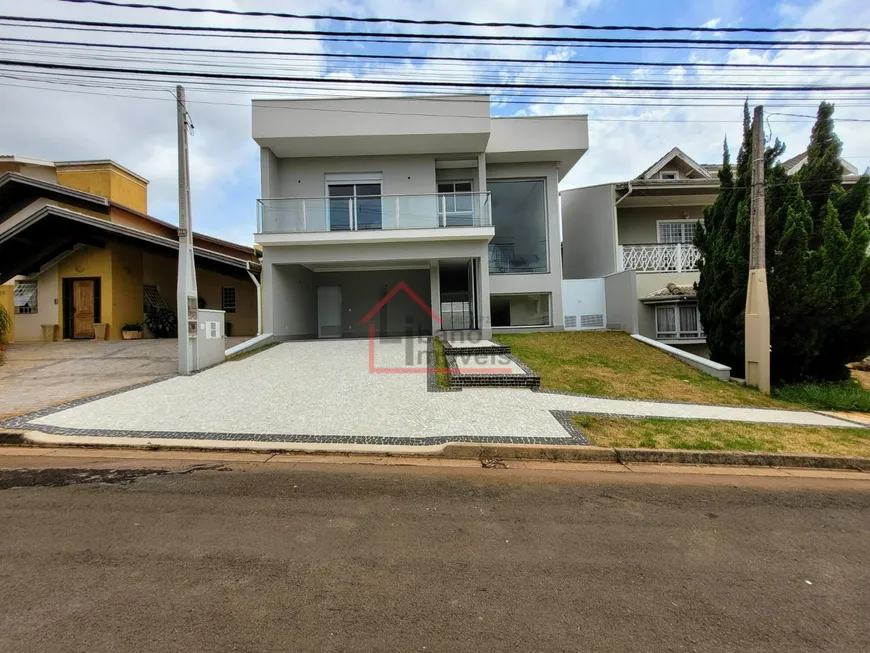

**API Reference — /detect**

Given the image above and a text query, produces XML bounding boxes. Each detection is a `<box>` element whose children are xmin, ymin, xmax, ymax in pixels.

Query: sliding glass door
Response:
<box><xmin>328</xmin><ymin>183</ymin><xmax>382</xmax><ymax>231</ymax></box>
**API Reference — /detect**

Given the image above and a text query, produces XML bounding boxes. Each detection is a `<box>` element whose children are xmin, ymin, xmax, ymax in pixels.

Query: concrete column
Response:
<box><xmin>476</xmin><ymin>248</ymin><xmax>492</xmax><ymax>340</ymax></box>
<box><xmin>261</xmin><ymin>258</ymin><xmax>274</xmax><ymax>335</ymax></box>
<box><xmin>477</xmin><ymin>153</ymin><xmax>487</xmax><ymax>194</ymax></box>
<box><xmin>429</xmin><ymin>260</ymin><xmax>441</xmax><ymax>335</ymax></box>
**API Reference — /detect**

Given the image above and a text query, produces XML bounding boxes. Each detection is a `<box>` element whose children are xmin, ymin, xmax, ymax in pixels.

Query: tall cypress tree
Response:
<box><xmin>699</xmin><ymin>100</ymin><xmax>870</xmax><ymax>382</ymax></box>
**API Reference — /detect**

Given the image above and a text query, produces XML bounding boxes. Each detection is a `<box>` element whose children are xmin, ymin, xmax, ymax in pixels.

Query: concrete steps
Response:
<box><xmin>443</xmin><ymin>338</ymin><xmax>540</xmax><ymax>389</ymax></box>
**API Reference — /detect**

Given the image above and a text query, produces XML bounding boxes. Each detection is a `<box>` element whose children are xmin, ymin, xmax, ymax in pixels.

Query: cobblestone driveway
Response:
<box><xmin>0</xmin><ymin>338</ymin><xmax>246</xmax><ymax>419</ymax></box>
<box><xmin>6</xmin><ymin>338</ymin><xmax>861</xmax><ymax>449</ymax></box>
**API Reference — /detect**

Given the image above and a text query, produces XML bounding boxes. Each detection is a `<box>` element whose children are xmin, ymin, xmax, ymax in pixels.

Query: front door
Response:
<box><xmin>317</xmin><ymin>286</ymin><xmax>342</xmax><ymax>338</ymax></box>
<box><xmin>72</xmin><ymin>279</ymin><xmax>96</xmax><ymax>339</ymax></box>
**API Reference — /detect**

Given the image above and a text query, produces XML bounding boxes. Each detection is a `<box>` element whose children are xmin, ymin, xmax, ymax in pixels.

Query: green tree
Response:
<box><xmin>698</xmin><ymin>101</ymin><xmax>870</xmax><ymax>382</ymax></box>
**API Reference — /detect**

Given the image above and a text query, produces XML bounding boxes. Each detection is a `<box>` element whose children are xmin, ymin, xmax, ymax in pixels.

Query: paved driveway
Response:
<box><xmin>0</xmin><ymin>338</ymin><xmax>247</xmax><ymax>419</ymax></box>
<box><xmin>6</xmin><ymin>338</ymin><xmax>860</xmax><ymax>450</ymax></box>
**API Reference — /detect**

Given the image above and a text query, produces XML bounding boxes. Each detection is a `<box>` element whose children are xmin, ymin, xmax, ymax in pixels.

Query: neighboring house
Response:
<box><xmin>561</xmin><ymin>147</ymin><xmax>863</xmax><ymax>357</ymax></box>
<box><xmin>0</xmin><ymin>156</ymin><xmax>261</xmax><ymax>343</ymax></box>
<box><xmin>252</xmin><ymin>94</ymin><xmax>588</xmax><ymax>339</ymax></box>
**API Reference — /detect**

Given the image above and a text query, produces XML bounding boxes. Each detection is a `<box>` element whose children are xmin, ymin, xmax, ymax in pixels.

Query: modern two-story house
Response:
<box><xmin>562</xmin><ymin>147</ymin><xmax>863</xmax><ymax>357</ymax></box>
<box><xmin>253</xmin><ymin>94</ymin><xmax>588</xmax><ymax>340</ymax></box>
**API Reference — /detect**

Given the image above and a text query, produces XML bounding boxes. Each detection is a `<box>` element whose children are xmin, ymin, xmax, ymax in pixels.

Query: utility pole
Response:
<box><xmin>176</xmin><ymin>85</ymin><xmax>198</xmax><ymax>374</ymax></box>
<box><xmin>745</xmin><ymin>104</ymin><xmax>771</xmax><ymax>394</ymax></box>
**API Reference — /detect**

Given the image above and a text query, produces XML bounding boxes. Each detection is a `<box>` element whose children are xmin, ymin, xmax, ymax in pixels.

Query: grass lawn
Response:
<box><xmin>497</xmin><ymin>331</ymin><xmax>787</xmax><ymax>408</ymax></box>
<box><xmin>225</xmin><ymin>341</ymin><xmax>279</xmax><ymax>362</ymax></box>
<box><xmin>572</xmin><ymin>414</ymin><xmax>870</xmax><ymax>458</ymax></box>
<box><xmin>773</xmin><ymin>378</ymin><xmax>870</xmax><ymax>412</ymax></box>
<box><xmin>433</xmin><ymin>337</ymin><xmax>450</xmax><ymax>388</ymax></box>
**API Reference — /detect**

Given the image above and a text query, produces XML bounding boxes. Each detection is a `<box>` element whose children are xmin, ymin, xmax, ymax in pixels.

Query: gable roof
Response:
<box><xmin>636</xmin><ymin>147</ymin><xmax>713</xmax><ymax>181</ymax></box>
<box><xmin>780</xmin><ymin>151</ymin><xmax>860</xmax><ymax>176</ymax></box>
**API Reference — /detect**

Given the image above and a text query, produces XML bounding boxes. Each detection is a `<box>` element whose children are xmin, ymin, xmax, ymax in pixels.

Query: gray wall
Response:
<box><xmin>195</xmin><ymin>309</ymin><xmax>227</xmax><ymax>369</ymax></box>
<box><xmin>617</xmin><ymin>205</ymin><xmax>706</xmax><ymax>245</ymax></box>
<box><xmin>603</xmin><ymin>270</ymin><xmax>638</xmax><ymax>333</ymax></box>
<box><xmin>315</xmin><ymin>268</ymin><xmax>432</xmax><ymax>338</ymax></box>
<box><xmin>276</xmin><ymin>154</ymin><xmax>437</xmax><ymax>198</ymax></box>
<box><xmin>561</xmin><ymin>184</ymin><xmax>617</xmax><ymax>279</ymax></box>
<box><xmin>266</xmin><ymin>264</ymin><xmax>317</xmax><ymax>338</ymax></box>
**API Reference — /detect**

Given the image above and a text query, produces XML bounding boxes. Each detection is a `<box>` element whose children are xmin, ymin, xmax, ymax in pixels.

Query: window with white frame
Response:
<box><xmin>437</xmin><ymin>181</ymin><xmax>474</xmax><ymax>226</ymax></box>
<box><xmin>13</xmin><ymin>280</ymin><xmax>38</xmax><ymax>314</ymax></box>
<box><xmin>655</xmin><ymin>304</ymin><xmax>705</xmax><ymax>339</ymax></box>
<box><xmin>221</xmin><ymin>286</ymin><xmax>236</xmax><ymax>313</ymax></box>
<box><xmin>658</xmin><ymin>220</ymin><xmax>700</xmax><ymax>244</ymax></box>
<box><xmin>659</xmin><ymin>171</ymin><xmax>678</xmax><ymax>180</ymax></box>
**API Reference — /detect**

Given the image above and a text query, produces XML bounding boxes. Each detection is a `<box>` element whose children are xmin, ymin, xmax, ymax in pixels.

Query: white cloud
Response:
<box><xmin>0</xmin><ymin>0</ymin><xmax>867</xmax><ymax>247</ymax></box>
<box><xmin>701</xmin><ymin>17</ymin><xmax>722</xmax><ymax>29</ymax></box>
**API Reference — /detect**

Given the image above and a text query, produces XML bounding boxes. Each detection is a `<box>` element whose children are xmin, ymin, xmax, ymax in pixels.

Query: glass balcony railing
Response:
<box><xmin>257</xmin><ymin>192</ymin><xmax>492</xmax><ymax>234</ymax></box>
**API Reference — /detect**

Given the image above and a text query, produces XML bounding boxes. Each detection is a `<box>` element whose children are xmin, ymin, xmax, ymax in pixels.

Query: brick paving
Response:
<box><xmin>2</xmin><ymin>338</ymin><xmax>862</xmax><ymax>449</ymax></box>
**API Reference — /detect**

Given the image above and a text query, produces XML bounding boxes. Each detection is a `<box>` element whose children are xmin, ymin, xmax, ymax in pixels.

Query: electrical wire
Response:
<box><xmin>51</xmin><ymin>0</ymin><xmax>870</xmax><ymax>34</ymax></box>
<box><xmin>2</xmin><ymin>59</ymin><xmax>869</xmax><ymax>92</ymax></box>
<box><xmin>2</xmin><ymin>15</ymin><xmax>870</xmax><ymax>48</ymax></box>
<box><xmin>2</xmin><ymin>36</ymin><xmax>869</xmax><ymax>72</ymax></box>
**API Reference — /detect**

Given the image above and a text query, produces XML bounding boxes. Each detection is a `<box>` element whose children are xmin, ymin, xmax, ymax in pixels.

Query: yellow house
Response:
<box><xmin>0</xmin><ymin>156</ymin><xmax>261</xmax><ymax>343</ymax></box>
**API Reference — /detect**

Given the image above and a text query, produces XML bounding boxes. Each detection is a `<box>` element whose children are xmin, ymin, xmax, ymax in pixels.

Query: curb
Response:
<box><xmin>3</xmin><ymin>431</ymin><xmax>870</xmax><ymax>472</ymax></box>
<box><xmin>440</xmin><ymin>444</ymin><xmax>870</xmax><ymax>471</ymax></box>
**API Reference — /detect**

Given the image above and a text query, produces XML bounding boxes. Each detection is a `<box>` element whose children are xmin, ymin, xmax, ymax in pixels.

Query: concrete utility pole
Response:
<box><xmin>176</xmin><ymin>85</ymin><xmax>198</xmax><ymax>374</ymax></box>
<box><xmin>745</xmin><ymin>105</ymin><xmax>771</xmax><ymax>394</ymax></box>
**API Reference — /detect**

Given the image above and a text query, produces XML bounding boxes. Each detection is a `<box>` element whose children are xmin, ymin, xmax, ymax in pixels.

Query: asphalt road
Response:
<box><xmin>0</xmin><ymin>460</ymin><xmax>868</xmax><ymax>652</ymax></box>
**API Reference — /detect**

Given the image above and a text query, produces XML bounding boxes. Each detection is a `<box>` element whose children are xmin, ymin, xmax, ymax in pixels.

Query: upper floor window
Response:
<box><xmin>222</xmin><ymin>287</ymin><xmax>237</xmax><ymax>313</ymax></box>
<box><xmin>658</xmin><ymin>220</ymin><xmax>700</xmax><ymax>245</ymax></box>
<box><xmin>437</xmin><ymin>181</ymin><xmax>474</xmax><ymax>226</ymax></box>
<box><xmin>659</xmin><ymin>171</ymin><xmax>679</xmax><ymax>180</ymax></box>
<box><xmin>488</xmin><ymin>179</ymin><xmax>548</xmax><ymax>274</ymax></box>
<box><xmin>13</xmin><ymin>280</ymin><xmax>37</xmax><ymax>314</ymax></box>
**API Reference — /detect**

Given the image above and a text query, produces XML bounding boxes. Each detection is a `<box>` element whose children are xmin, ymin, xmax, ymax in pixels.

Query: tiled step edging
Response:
<box><xmin>443</xmin><ymin>344</ymin><xmax>511</xmax><ymax>357</ymax></box>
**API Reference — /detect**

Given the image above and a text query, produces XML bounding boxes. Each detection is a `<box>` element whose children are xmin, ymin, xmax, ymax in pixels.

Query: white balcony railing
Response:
<box><xmin>619</xmin><ymin>243</ymin><xmax>701</xmax><ymax>273</ymax></box>
<box><xmin>257</xmin><ymin>192</ymin><xmax>491</xmax><ymax>234</ymax></box>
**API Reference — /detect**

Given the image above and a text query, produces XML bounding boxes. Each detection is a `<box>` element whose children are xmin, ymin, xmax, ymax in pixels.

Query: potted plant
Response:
<box><xmin>121</xmin><ymin>322</ymin><xmax>144</xmax><ymax>340</ymax></box>
<box><xmin>143</xmin><ymin>308</ymin><xmax>178</xmax><ymax>338</ymax></box>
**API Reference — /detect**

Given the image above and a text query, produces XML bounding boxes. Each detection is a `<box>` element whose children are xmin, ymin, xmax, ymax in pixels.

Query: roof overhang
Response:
<box><xmin>0</xmin><ymin>205</ymin><xmax>260</xmax><ymax>284</ymax></box>
<box><xmin>0</xmin><ymin>171</ymin><xmax>110</xmax><ymax>217</ymax></box>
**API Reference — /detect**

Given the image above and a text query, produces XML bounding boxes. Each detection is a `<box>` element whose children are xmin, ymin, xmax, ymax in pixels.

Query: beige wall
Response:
<box><xmin>197</xmin><ymin>268</ymin><xmax>258</xmax><ymax>337</ymax></box>
<box><xmin>7</xmin><ymin>267</ymin><xmax>60</xmax><ymax>342</ymax></box>
<box><xmin>0</xmin><ymin>162</ymin><xmax>57</xmax><ymax>183</ymax></box>
<box><xmin>110</xmin><ymin>240</ymin><xmax>145</xmax><ymax>333</ymax></box>
<box><xmin>617</xmin><ymin>205</ymin><xmax>706</xmax><ymax>245</ymax></box>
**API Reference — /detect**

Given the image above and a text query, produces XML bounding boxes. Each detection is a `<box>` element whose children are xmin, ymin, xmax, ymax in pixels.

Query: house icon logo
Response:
<box><xmin>360</xmin><ymin>281</ymin><xmax>509</xmax><ymax>375</ymax></box>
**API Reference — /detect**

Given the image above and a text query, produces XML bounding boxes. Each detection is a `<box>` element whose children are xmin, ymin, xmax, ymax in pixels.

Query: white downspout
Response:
<box><xmin>246</xmin><ymin>261</ymin><xmax>262</xmax><ymax>336</ymax></box>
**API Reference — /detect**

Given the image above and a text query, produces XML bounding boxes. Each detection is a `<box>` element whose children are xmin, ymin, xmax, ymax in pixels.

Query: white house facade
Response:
<box><xmin>253</xmin><ymin>94</ymin><xmax>588</xmax><ymax>340</ymax></box>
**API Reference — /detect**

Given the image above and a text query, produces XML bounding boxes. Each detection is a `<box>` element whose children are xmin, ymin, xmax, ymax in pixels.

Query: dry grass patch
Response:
<box><xmin>572</xmin><ymin>415</ymin><xmax>870</xmax><ymax>458</ymax></box>
<box><xmin>497</xmin><ymin>331</ymin><xmax>788</xmax><ymax>408</ymax></box>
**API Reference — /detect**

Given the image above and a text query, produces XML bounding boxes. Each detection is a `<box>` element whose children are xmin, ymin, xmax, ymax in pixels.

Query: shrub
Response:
<box><xmin>0</xmin><ymin>303</ymin><xmax>10</xmax><ymax>344</ymax></box>
<box><xmin>121</xmin><ymin>322</ymin><xmax>144</xmax><ymax>333</ymax></box>
<box><xmin>144</xmin><ymin>309</ymin><xmax>177</xmax><ymax>338</ymax></box>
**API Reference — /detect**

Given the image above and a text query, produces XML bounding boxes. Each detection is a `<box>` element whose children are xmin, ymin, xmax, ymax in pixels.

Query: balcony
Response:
<box><xmin>619</xmin><ymin>243</ymin><xmax>701</xmax><ymax>273</ymax></box>
<box><xmin>257</xmin><ymin>192</ymin><xmax>491</xmax><ymax>236</ymax></box>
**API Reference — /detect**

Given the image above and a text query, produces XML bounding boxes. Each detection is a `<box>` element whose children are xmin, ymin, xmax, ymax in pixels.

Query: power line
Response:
<box><xmin>3</xmin><ymin>36</ymin><xmax>870</xmax><ymax>72</ymax></box>
<box><xmin>2</xmin><ymin>15</ymin><xmax>869</xmax><ymax>48</ymax></box>
<box><xmin>1</xmin><ymin>21</ymin><xmax>861</xmax><ymax>52</ymax></box>
<box><xmin>8</xmin><ymin>76</ymin><xmax>869</xmax><ymax>122</ymax></box>
<box><xmin>51</xmin><ymin>0</ymin><xmax>870</xmax><ymax>34</ymax></box>
<box><xmin>2</xmin><ymin>59</ymin><xmax>870</xmax><ymax>92</ymax></box>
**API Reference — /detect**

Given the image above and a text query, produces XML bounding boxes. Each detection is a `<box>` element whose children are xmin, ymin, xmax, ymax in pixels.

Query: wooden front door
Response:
<box><xmin>72</xmin><ymin>279</ymin><xmax>96</xmax><ymax>339</ymax></box>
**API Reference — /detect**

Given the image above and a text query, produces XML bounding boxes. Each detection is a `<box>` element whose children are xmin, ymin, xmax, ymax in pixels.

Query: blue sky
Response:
<box><xmin>0</xmin><ymin>0</ymin><xmax>868</xmax><ymax>245</ymax></box>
